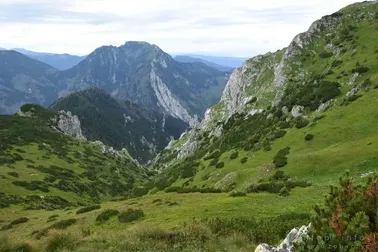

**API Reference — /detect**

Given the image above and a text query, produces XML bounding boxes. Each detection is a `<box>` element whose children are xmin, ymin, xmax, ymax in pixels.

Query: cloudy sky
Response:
<box><xmin>0</xmin><ymin>0</ymin><xmax>358</xmax><ymax>57</ymax></box>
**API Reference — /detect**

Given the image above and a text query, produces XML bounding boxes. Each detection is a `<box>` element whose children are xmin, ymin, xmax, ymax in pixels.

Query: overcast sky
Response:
<box><xmin>0</xmin><ymin>0</ymin><xmax>359</xmax><ymax>57</ymax></box>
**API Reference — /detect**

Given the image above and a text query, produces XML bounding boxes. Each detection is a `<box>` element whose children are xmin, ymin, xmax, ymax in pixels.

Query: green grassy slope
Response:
<box><xmin>152</xmin><ymin>1</ymin><xmax>378</xmax><ymax>193</ymax></box>
<box><xmin>0</xmin><ymin>104</ymin><xmax>147</xmax><ymax>209</ymax></box>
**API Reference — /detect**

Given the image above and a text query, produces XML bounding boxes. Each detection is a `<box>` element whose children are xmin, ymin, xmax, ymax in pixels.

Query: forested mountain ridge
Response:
<box><xmin>50</xmin><ymin>87</ymin><xmax>188</xmax><ymax>162</ymax></box>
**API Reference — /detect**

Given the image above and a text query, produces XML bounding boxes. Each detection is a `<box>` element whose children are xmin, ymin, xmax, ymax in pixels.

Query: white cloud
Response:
<box><xmin>0</xmin><ymin>0</ymin><xmax>359</xmax><ymax>57</ymax></box>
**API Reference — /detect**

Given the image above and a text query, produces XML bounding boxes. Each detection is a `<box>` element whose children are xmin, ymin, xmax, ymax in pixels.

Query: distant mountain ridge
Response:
<box><xmin>56</xmin><ymin>41</ymin><xmax>229</xmax><ymax>125</ymax></box>
<box><xmin>11</xmin><ymin>48</ymin><xmax>86</xmax><ymax>70</ymax></box>
<box><xmin>0</xmin><ymin>41</ymin><xmax>228</xmax><ymax>126</ymax></box>
<box><xmin>0</xmin><ymin>50</ymin><xmax>57</xmax><ymax>114</ymax></box>
<box><xmin>174</xmin><ymin>55</ymin><xmax>234</xmax><ymax>71</ymax></box>
<box><xmin>175</xmin><ymin>54</ymin><xmax>249</xmax><ymax>68</ymax></box>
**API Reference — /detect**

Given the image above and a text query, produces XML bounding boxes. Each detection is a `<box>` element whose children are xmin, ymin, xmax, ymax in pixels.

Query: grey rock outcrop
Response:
<box><xmin>214</xmin><ymin>172</ymin><xmax>237</xmax><ymax>191</ymax></box>
<box><xmin>150</xmin><ymin>67</ymin><xmax>196</xmax><ymax>125</ymax></box>
<box><xmin>177</xmin><ymin>131</ymin><xmax>199</xmax><ymax>160</ymax></box>
<box><xmin>347</xmin><ymin>73</ymin><xmax>359</xmax><ymax>85</ymax></box>
<box><xmin>93</xmin><ymin>140</ymin><xmax>134</xmax><ymax>161</ymax></box>
<box><xmin>317</xmin><ymin>100</ymin><xmax>334</xmax><ymax>112</ymax></box>
<box><xmin>52</xmin><ymin>111</ymin><xmax>86</xmax><ymax>140</ymax></box>
<box><xmin>254</xmin><ymin>224</ymin><xmax>311</xmax><ymax>252</ymax></box>
<box><xmin>346</xmin><ymin>87</ymin><xmax>359</xmax><ymax>97</ymax></box>
<box><xmin>291</xmin><ymin>105</ymin><xmax>305</xmax><ymax>118</ymax></box>
<box><xmin>221</xmin><ymin>63</ymin><xmax>249</xmax><ymax>116</ymax></box>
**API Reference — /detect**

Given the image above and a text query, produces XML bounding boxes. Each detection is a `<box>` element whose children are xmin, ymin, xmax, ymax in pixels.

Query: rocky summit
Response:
<box><xmin>56</xmin><ymin>41</ymin><xmax>229</xmax><ymax>125</ymax></box>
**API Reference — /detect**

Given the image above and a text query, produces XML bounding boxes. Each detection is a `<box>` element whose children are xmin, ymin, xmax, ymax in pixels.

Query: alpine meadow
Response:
<box><xmin>0</xmin><ymin>1</ymin><xmax>378</xmax><ymax>252</ymax></box>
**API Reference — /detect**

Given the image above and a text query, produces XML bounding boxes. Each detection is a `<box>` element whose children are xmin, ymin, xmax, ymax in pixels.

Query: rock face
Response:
<box><xmin>52</xmin><ymin>111</ymin><xmax>86</xmax><ymax>140</ymax></box>
<box><xmin>149</xmin><ymin>68</ymin><xmax>194</xmax><ymax>125</ymax></box>
<box><xmin>177</xmin><ymin>131</ymin><xmax>199</xmax><ymax>160</ymax></box>
<box><xmin>254</xmin><ymin>224</ymin><xmax>310</xmax><ymax>252</ymax></box>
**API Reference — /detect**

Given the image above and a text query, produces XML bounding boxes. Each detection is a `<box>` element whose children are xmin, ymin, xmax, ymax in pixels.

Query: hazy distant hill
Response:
<box><xmin>12</xmin><ymin>48</ymin><xmax>86</xmax><ymax>70</ymax></box>
<box><xmin>177</xmin><ymin>54</ymin><xmax>249</xmax><ymax>68</ymax></box>
<box><xmin>174</xmin><ymin>55</ymin><xmax>234</xmax><ymax>71</ymax></box>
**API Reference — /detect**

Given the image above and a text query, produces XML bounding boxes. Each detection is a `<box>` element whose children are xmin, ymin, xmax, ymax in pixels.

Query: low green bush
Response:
<box><xmin>12</xmin><ymin>180</ymin><xmax>49</xmax><ymax>192</ymax></box>
<box><xmin>319</xmin><ymin>51</ymin><xmax>333</xmax><ymax>58</ymax></box>
<box><xmin>48</xmin><ymin>215</ymin><xmax>59</xmax><ymax>220</ymax></box>
<box><xmin>12</xmin><ymin>153</ymin><xmax>24</xmax><ymax>161</ymax></box>
<box><xmin>305</xmin><ymin>134</ymin><xmax>314</xmax><ymax>141</ymax></box>
<box><xmin>240</xmin><ymin>157</ymin><xmax>248</xmax><ymax>164</ymax></box>
<box><xmin>36</xmin><ymin>219</ymin><xmax>77</xmax><ymax>239</ymax></box>
<box><xmin>279</xmin><ymin>121</ymin><xmax>291</xmax><ymax>129</ymax></box>
<box><xmin>274</xmin><ymin>130</ymin><xmax>287</xmax><ymax>139</ymax></box>
<box><xmin>118</xmin><ymin>209</ymin><xmax>144</xmax><ymax>223</ymax></box>
<box><xmin>331</xmin><ymin>60</ymin><xmax>343</xmax><ymax>67</ymax></box>
<box><xmin>11</xmin><ymin>217</ymin><xmax>29</xmax><ymax>225</ymax></box>
<box><xmin>76</xmin><ymin>205</ymin><xmax>101</xmax><ymax>214</ymax></box>
<box><xmin>352</xmin><ymin>66</ymin><xmax>369</xmax><ymax>74</ymax></box>
<box><xmin>164</xmin><ymin>201</ymin><xmax>180</xmax><ymax>207</ymax></box>
<box><xmin>96</xmin><ymin>209</ymin><xmax>120</xmax><ymax>222</ymax></box>
<box><xmin>295</xmin><ymin>117</ymin><xmax>309</xmax><ymax>129</ymax></box>
<box><xmin>164</xmin><ymin>186</ymin><xmax>181</xmax><ymax>193</ymax></box>
<box><xmin>204</xmin><ymin>150</ymin><xmax>222</xmax><ymax>160</ymax></box>
<box><xmin>360</xmin><ymin>78</ymin><xmax>371</xmax><ymax>88</ymax></box>
<box><xmin>342</xmin><ymin>94</ymin><xmax>362</xmax><ymax>105</ymax></box>
<box><xmin>247</xmin><ymin>179</ymin><xmax>311</xmax><ymax>194</ymax></box>
<box><xmin>0</xmin><ymin>237</ymin><xmax>34</xmax><ymax>252</ymax></box>
<box><xmin>0</xmin><ymin>223</ymin><xmax>12</xmax><ymax>231</ymax></box>
<box><xmin>246</xmin><ymin>97</ymin><xmax>258</xmax><ymax>105</ymax></box>
<box><xmin>209</xmin><ymin>158</ymin><xmax>218</xmax><ymax>166</ymax></box>
<box><xmin>271</xmin><ymin>170</ymin><xmax>289</xmax><ymax>181</ymax></box>
<box><xmin>45</xmin><ymin>231</ymin><xmax>79</xmax><ymax>252</ymax></box>
<box><xmin>273</xmin><ymin>147</ymin><xmax>290</xmax><ymax>168</ymax></box>
<box><xmin>230</xmin><ymin>152</ymin><xmax>239</xmax><ymax>160</ymax></box>
<box><xmin>229</xmin><ymin>191</ymin><xmax>247</xmax><ymax>197</ymax></box>
<box><xmin>7</xmin><ymin>172</ymin><xmax>19</xmax><ymax>178</ymax></box>
<box><xmin>279</xmin><ymin>187</ymin><xmax>290</xmax><ymax>196</ymax></box>
<box><xmin>215</xmin><ymin>162</ymin><xmax>224</xmax><ymax>169</ymax></box>
<box><xmin>24</xmin><ymin>195</ymin><xmax>71</xmax><ymax>210</ymax></box>
<box><xmin>296</xmin><ymin>173</ymin><xmax>378</xmax><ymax>251</ymax></box>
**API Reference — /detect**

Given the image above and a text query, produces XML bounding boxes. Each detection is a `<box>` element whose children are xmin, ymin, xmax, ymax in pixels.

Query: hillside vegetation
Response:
<box><xmin>0</xmin><ymin>104</ymin><xmax>147</xmax><ymax>210</ymax></box>
<box><xmin>50</xmin><ymin>87</ymin><xmax>188</xmax><ymax>162</ymax></box>
<box><xmin>152</xmin><ymin>1</ymin><xmax>378</xmax><ymax>194</ymax></box>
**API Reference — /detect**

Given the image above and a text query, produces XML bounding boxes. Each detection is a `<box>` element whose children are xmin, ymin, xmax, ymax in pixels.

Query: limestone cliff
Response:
<box><xmin>51</xmin><ymin>111</ymin><xmax>86</xmax><ymax>140</ymax></box>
